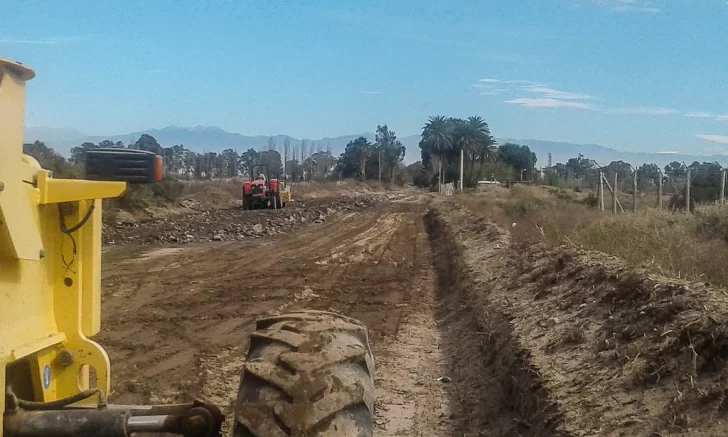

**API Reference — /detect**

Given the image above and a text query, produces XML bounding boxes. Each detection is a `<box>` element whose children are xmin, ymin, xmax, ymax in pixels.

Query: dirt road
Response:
<box><xmin>98</xmin><ymin>196</ymin><xmax>469</xmax><ymax>436</ymax></box>
<box><xmin>98</xmin><ymin>193</ymin><xmax>728</xmax><ymax>436</ymax></box>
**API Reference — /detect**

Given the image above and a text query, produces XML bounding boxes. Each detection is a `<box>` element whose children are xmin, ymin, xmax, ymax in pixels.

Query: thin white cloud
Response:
<box><xmin>479</xmin><ymin>78</ymin><xmax>500</xmax><ymax>83</ymax></box>
<box><xmin>481</xmin><ymin>88</ymin><xmax>509</xmax><ymax>95</ymax></box>
<box><xmin>611</xmin><ymin>107</ymin><xmax>680</xmax><ymax>116</ymax></box>
<box><xmin>503</xmin><ymin>79</ymin><xmax>542</xmax><ymax>86</ymax></box>
<box><xmin>0</xmin><ymin>35</ymin><xmax>88</xmax><ymax>45</ymax></box>
<box><xmin>505</xmin><ymin>98</ymin><xmax>595</xmax><ymax>110</ymax></box>
<box><xmin>526</xmin><ymin>86</ymin><xmax>593</xmax><ymax>100</ymax></box>
<box><xmin>717</xmin><ymin>115</ymin><xmax>728</xmax><ymax>122</ymax></box>
<box><xmin>657</xmin><ymin>151</ymin><xmax>679</xmax><ymax>154</ymax></box>
<box><xmin>590</xmin><ymin>0</ymin><xmax>660</xmax><ymax>13</ymax></box>
<box><xmin>696</xmin><ymin>134</ymin><xmax>728</xmax><ymax>145</ymax></box>
<box><xmin>611</xmin><ymin>5</ymin><xmax>660</xmax><ymax>13</ymax></box>
<box><xmin>684</xmin><ymin>112</ymin><xmax>714</xmax><ymax>118</ymax></box>
<box><xmin>361</xmin><ymin>91</ymin><xmax>382</xmax><ymax>95</ymax></box>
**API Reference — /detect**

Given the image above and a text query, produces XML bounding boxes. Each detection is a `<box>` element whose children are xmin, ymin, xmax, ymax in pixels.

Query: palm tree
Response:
<box><xmin>422</xmin><ymin>115</ymin><xmax>452</xmax><ymax>191</ymax></box>
<box><xmin>447</xmin><ymin>116</ymin><xmax>495</xmax><ymax>186</ymax></box>
<box><xmin>465</xmin><ymin>116</ymin><xmax>495</xmax><ymax>182</ymax></box>
<box><xmin>351</xmin><ymin>137</ymin><xmax>373</xmax><ymax>180</ymax></box>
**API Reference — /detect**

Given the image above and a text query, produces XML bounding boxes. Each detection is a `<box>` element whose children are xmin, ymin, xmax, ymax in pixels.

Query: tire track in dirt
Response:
<box><xmin>98</xmin><ymin>197</ymin><xmax>471</xmax><ymax>436</ymax></box>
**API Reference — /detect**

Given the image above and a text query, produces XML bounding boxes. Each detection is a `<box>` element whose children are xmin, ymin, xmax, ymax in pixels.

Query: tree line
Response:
<box><xmin>543</xmin><ymin>153</ymin><xmax>728</xmax><ymax>207</ymax></box>
<box><xmin>22</xmin><ymin>124</ymin><xmax>409</xmax><ymax>184</ymax></box>
<box><xmin>412</xmin><ymin>115</ymin><xmax>537</xmax><ymax>188</ymax></box>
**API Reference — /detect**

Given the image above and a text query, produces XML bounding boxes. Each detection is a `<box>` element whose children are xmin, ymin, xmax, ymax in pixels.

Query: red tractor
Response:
<box><xmin>242</xmin><ymin>164</ymin><xmax>291</xmax><ymax>210</ymax></box>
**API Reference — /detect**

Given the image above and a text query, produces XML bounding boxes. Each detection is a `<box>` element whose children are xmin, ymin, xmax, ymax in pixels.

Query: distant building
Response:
<box><xmin>476</xmin><ymin>180</ymin><xmax>501</xmax><ymax>191</ymax></box>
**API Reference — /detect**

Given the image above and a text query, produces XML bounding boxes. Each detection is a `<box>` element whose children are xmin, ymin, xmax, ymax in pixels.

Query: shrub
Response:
<box><xmin>151</xmin><ymin>179</ymin><xmax>185</xmax><ymax>202</ymax></box>
<box><xmin>117</xmin><ymin>179</ymin><xmax>186</xmax><ymax>210</ymax></box>
<box><xmin>582</xmin><ymin>192</ymin><xmax>599</xmax><ymax>208</ymax></box>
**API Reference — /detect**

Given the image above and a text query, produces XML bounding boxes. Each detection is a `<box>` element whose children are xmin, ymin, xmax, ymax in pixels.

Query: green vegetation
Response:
<box><xmin>23</xmin><ymin>124</ymin><xmax>411</xmax><ymax>210</ymax></box>
<box><xmin>459</xmin><ymin>185</ymin><xmax>728</xmax><ymax>287</ymax></box>
<box><xmin>543</xmin><ymin>153</ymin><xmax>727</xmax><ymax>208</ymax></box>
<box><xmin>411</xmin><ymin>115</ymin><xmax>537</xmax><ymax>189</ymax></box>
<box><xmin>336</xmin><ymin>125</ymin><xmax>406</xmax><ymax>183</ymax></box>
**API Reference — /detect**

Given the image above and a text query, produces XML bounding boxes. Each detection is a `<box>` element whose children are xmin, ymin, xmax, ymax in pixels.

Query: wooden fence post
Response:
<box><xmin>657</xmin><ymin>170</ymin><xmax>663</xmax><ymax>209</ymax></box>
<box><xmin>685</xmin><ymin>169</ymin><xmax>691</xmax><ymax>211</ymax></box>
<box><xmin>633</xmin><ymin>170</ymin><xmax>637</xmax><ymax>212</ymax></box>
<box><xmin>612</xmin><ymin>172</ymin><xmax>618</xmax><ymax>214</ymax></box>
<box><xmin>598</xmin><ymin>170</ymin><xmax>604</xmax><ymax>211</ymax></box>
<box><xmin>721</xmin><ymin>168</ymin><xmax>726</xmax><ymax>206</ymax></box>
<box><xmin>602</xmin><ymin>173</ymin><xmax>625</xmax><ymax>213</ymax></box>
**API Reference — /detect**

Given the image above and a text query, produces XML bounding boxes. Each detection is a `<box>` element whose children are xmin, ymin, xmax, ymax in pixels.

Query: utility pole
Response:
<box><xmin>459</xmin><ymin>149</ymin><xmax>464</xmax><ymax>191</ymax></box>
<box><xmin>612</xmin><ymin>172</ymin><xmax>618</xmax><ymax>214</ymax></box>
<box><xmin>520</xmin><ymin>169</ymin><xmax>526</xmax><ymax>182</ymax></box>
<box><xmin>657</xmin><ymin>170</ymin><xmax>663</xmax><ymax>209</ymax></box>
<box><xmin>439</xmin><ymin>160</ymin><xmax>443</xmax><ymax>194</ymax></box>
<box><xmin>633</xmin><ymin>169</ymin><xmax>638</xmax><ymax>212</ymax></box>
<box><xmin>378</xmin><ymin>148</ymin><xmax>382</xmax><ymax>185</ymax></box>
<box><xmin>598</xmin><ymin>170</ymin><xmax>604</xmax><ymax>211</ymax></box>
<box><xmin>686</xmin><ymin>168</ymin><xmax>691</xmax><ymax>211</ymax></box>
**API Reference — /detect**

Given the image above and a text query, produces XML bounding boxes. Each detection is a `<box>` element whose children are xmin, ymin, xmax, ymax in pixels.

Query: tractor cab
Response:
<box><xmin>242</xmin><ymin>165</ymin><xmax>291</xmax><ymax>210</ymax></box>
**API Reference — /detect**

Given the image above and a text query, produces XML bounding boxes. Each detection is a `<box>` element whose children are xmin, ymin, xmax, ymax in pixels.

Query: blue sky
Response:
<box><xmin>2</xmin><ymin>0</ymin><xmax>728</xmax><ymax>154</ymax></box>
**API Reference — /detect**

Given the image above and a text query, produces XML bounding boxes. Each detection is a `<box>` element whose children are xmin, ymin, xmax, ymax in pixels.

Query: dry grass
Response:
<box><xmin>288</xmin><ymin>179</ymin><xmax>392</xmax><ymax>200</ymax></box>
<box><xmin>179</xmin><ymin>177</ymin><xmax>385</xmax><ymax>202</ymax></box>
<box><xmin>458</xmin><ymin>185</ymin><xmax>728</xmax><ymax>287</ymax></box>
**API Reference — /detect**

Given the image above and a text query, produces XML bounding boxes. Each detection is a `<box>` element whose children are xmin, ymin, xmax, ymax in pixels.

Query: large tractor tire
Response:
<box><xmin>233</xmin><ymin>310</ymin><xmax>375</xmax><ymax>437</ymax></box>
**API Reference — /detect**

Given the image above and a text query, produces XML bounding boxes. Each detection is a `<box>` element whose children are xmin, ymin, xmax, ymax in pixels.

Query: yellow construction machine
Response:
<box><xmin>0</xmin><ymin>58</ymin><xmax>374</xmax><ymax>437</ymax></box>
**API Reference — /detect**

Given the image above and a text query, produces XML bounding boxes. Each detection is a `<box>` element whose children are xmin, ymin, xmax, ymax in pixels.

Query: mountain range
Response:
<box><xmin>23</xmin><ymin>125</ymin><xmax>728</xmax><ymax>168</ymax></box>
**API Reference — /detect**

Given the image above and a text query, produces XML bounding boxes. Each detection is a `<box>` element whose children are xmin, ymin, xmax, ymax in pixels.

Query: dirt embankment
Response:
<box><xmin>425</xmin><ymin>206</ymin><xmax>565</xmax><ymax>436</ymax></box>
<box><xmin>102</xmin><ymin>193</ymin><xmax>405</xmax><ymax>245</ymax></box>
<box><xmin>429</xmin><ymin>202</ymin><xmax>728</xmax><ymax>436</ymax></box>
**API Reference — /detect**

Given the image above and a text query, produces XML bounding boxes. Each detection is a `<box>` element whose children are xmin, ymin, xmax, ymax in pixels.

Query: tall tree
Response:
<box><xmin>238</xmin><ymin>148</ymin><xmax>260</xmax><ymax>177</ymax></box>
<box><xmin>163</xmin><ymin>144</ymin><xmax>187</xmax><ymax>175</ymax></box>
<box><xmin>258</xmin><ymin>150</ymin><xmax>283</xmax><ymax>178</ymax></box>
<box><xmin>338</xmin><ymin>137</ymin><xmax>374</xmax><ymax>180</ymax></box>
<box><xmin>134</xmin><ymin>134</ymin><xmax>163</xmax><ymax>155</ymax></box>
<box><xmin>565</xmin><ymin>154</ymin><xmax>593</xmax><ymax>179</ymax></box>
<box><xmin>23</xmin><ymin>141</ymin><xmax>78</xmax><ymax>178</ymax></box>
<box><xmin>300</xmin><ymin>140</ymin><xmax>307</xmax><ymax>162</ymax></box>
<box><xmin>637</xmin><ymin>163</ymin><xmax>661</xmax><ymax>190</ymax></box>
<box><xmin>70</xmin><ymin>142</ymin><xmax>98</xmax><ymax>164</ymax></box>
<box><xmin>452</xmin><ymin>116</ymin><xmax>495</xmax><ymax>184</ymax></box>
<box><xmin>498</xmin><ymin>143</ymin><xmax>537</xmax><ymax>179</ymax></box>
<box><xmin>283</xmin><ymin>137</ymin><xmax>291</xmax><ymax>180</ymax></box>
<box><xmin>664</xmin><ymin>161</ymin><xmax>686</xmax><ymax>179</ymax></box>
<box><xmin>375</xmin><ymin>124</ymin><xmax>405</xmax><ymax>182</ymax></box>
<box><xmin>220</xmin><ymin>149</ymin><xmax>239</xmax><ymax>177</ymax></box>
<box><xmin>421</xmin><ymin>115</ymin><xmax>453</xmax><ymax>188</ymax></box>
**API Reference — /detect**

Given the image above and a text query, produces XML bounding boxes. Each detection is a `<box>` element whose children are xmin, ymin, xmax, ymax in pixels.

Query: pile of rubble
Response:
<box><xmin>103</xmin><ymin>193</ymin><xmax>404</xmax><ymax>245</ymax></box>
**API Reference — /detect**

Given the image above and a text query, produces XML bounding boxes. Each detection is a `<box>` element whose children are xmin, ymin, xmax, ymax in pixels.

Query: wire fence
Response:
<box><xmin>589</xmin><ymin>164</ymin><xmax>727</xmax><ymax>214</ymax></box>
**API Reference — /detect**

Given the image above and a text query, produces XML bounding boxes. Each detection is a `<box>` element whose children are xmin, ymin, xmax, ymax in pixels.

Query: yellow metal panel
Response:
<box><xmin>37</xmin><ymin>172</ymin><xmax>127</xmax><ymax>204</ymax></box>
<box><xmin>9</xmin><ymin>334</ymin><xmax>66</xmax><ymax>362</ymax></box>
<box><xmin>0</xmin><ymin>64</ymin><xmax>43</xmax><ymax>261</ymax></box>
<box><xmin>1</xmin><ymin>59</ymin><xmax>113</xmax><ymax>437</ymax></box>
<box><xmin>81</xmin><ymin>199</ymin><xmax>103</xmax><ymax>336</ymax></box>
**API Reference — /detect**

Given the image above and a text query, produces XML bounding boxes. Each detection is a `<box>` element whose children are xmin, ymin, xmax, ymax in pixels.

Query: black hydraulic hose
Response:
<box><xmin>15</xmin><ymin>389</ymin><xmax>107</xmax><ymax>410</ymax></box>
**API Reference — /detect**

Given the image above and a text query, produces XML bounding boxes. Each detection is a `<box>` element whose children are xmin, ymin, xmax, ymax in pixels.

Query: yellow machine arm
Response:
<box><xmin>0</xmin><ymin>58</ymin><xmax>223</xmax><ymax>437</ymax></box>
<box><xmin>0</xmin><ymin>57</ymin><xmax>127</xmax><ymax>414</ymax></box>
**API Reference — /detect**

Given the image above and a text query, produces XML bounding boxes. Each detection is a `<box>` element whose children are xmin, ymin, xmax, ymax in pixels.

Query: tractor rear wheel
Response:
<box><xmin>233</xmin><ymin>310</ymin><xmax>374</xmax><ymax>437</ymax></box>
